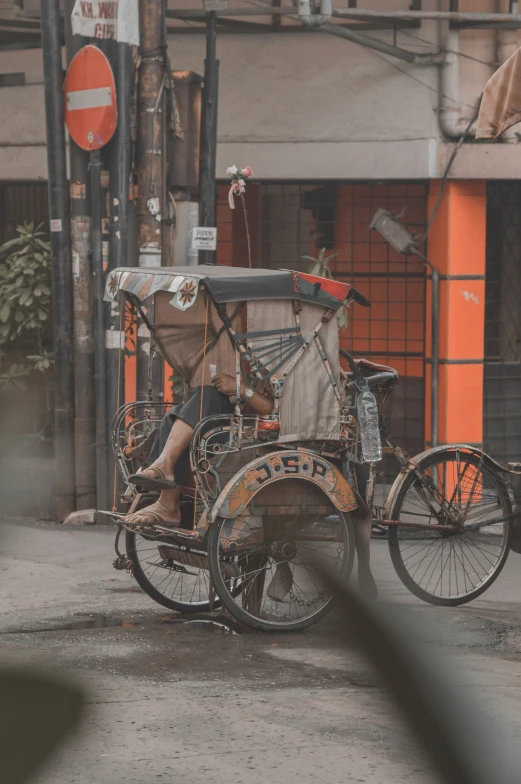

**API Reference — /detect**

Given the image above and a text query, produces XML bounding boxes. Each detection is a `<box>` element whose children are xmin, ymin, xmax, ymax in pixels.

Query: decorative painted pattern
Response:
<box><xmin>210</xmin><ymin>450</ymin><xmax>357</xmax><ymax>521</ymax></box>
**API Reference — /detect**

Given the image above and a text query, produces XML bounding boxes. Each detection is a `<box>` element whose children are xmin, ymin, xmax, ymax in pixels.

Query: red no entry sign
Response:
<box><xmin>64</xmin><ymin>44</ymin><xmax>117</xmax><ymax>151</ymax></box>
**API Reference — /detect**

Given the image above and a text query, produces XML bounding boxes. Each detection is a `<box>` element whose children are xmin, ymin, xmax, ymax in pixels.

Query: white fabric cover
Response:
<box><xmin>247</xmin><ymin>300</ymin><xmax>340</xmax><ymax>442</ymax></box>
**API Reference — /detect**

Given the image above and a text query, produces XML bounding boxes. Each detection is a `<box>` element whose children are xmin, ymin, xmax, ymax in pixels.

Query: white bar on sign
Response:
<box><xmin>67</xmin><ymin>87</ymin><xmax>112</xmax><ymax>111</ymax></box>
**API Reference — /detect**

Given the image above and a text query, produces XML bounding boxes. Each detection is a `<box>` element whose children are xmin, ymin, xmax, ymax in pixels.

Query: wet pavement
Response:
<box><xmin>2</xmin><ymin>518</ymin><xmax>521</xmax><ymax>783</ymax></box>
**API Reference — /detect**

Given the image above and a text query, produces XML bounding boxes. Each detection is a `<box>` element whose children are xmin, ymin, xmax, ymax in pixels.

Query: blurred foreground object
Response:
<box><xmin>323</xmin><ymin>563</ymin><xmax>517</xmax><ymax>784</ymax></box>
<box><xmin>0</xmin><ymin>669</ymin><xmax>83</xmax><ymax>784</ymax></box>
<box><xmin>476</xmin><ymin>48</ymin><xmax>521</xmax><ymax>139</ymax></box>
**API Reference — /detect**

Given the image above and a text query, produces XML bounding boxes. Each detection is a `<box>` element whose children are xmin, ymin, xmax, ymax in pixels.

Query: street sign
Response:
<box><xmin>64</xmin><ymin>45</ymin><xmax>117</xmax><ymax>151</ymax></box>
<box><xmin>192</xmin><ymin>226</ymin><xmax>217</xmax><ymax>251</ymax></box>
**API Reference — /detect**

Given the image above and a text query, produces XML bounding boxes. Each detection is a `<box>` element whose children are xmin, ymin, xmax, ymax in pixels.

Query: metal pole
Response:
<box><xmin>41</xmin><ymin>0</ymin><xmax>75</xmax><ymax>522</ymax></box>
<box><xmin>89</xmin><ymin>149</ymin><xmax>109</xmax><ymax>513</ymax></box>
<box><xmin>65</xmin><ymin>0</ymin><xmax>96</xmax><ymax>512</ymax></box>
<box><xmin>106</xmin><ymin>41</ymin><xmax>133</xmax><ymax>506</ymax></box>
<box><xmin>167</xmin><ymin>6</ymin><xmax>521</xmax><ymax>23</ymax></box>
<box><xmin>332</xmin><ymin>8</ymin><xmax>521</xmax><ymax>23</ymax></box>
<box><xmin>199</xmin><ymin>10</ymin><xmax>219</xmax><ymax>265</ymax></box>
<box><xmin>318</xmin><ymin>22</ymin><xmax>443</xmax><ymax>65</ymax></box>
<box><xmin>136</xmin><ymin>0</ymin><xmax>166</xmax><ymax>399</ymax></box>
<box><xmin>431</xmin><ymin>269</ymin><xmax>439</xmax><ymax>449</ymax></box>
<box><xmin>414</xmin><ymin>250</ymin><xmax>439</xmax><ymax>450</ymax></box>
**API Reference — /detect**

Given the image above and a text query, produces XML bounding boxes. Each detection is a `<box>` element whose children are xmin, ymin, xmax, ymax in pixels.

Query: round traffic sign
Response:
<box><xmin>64</xmin><ymin>45</ymin><xmax>117</xmax><ymax>151</ymax></box>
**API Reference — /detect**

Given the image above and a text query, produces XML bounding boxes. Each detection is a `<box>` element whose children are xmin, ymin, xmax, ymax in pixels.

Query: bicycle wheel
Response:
<box><xmin>388</xmin><ymin>449</ymin><xmax>512</xmax><ymax>606</ymax></box>
<box><xmin>207</xmin><ymin>477</ymin><xmax>356</xmax><ymax>632</ymax></box>
<box><xmin>126</xmin><ymin>529</ymin><xmax>216</xmax><ymax>613</ymax></box>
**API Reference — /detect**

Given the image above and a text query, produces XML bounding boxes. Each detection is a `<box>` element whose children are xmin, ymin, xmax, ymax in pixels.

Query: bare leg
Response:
<box><xmin>126</xmin><ymin>418</ymin><xmax>193</xmax><ymax>525</ymax></box>
<box><xmin>148</xmin><ymin>417</ymin><xmax>194</xmax><ymax>483</ymax></box>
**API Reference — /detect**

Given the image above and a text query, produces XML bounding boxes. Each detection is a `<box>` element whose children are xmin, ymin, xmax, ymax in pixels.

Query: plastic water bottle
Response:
<box><xmin>357</xmin><ymin>387</ymin><xmax>382</xmax><ymax>463</ymax></box>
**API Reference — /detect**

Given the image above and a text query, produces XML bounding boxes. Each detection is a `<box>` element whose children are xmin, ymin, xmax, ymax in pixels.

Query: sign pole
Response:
<box><xmin>89</xmin><ymin>149</ymin><xmax>109</xmax><ymax>513</ymax></box>
<box><xmin>199</xmin><ymin>10</ymin><xmax>219</xmax><ymax>265</ymax></box>
<box><xmin>41</xmin><ymin>0</ymin><xmax>76</xmax><ymax>522</ymax></box>
<box><xmin>64</xmin><ymin>43</ymin><xmax>118</xmax><ymax>515</ymax></box>
<box><xmin>65</xmin><ymin>0</ymin><xmax>96</xmax><ymax>512</ymax></box>
<box><xmin>106</xmin><ymin>40</ymin><xmax>134</xmax><ymax>508</ymax></box>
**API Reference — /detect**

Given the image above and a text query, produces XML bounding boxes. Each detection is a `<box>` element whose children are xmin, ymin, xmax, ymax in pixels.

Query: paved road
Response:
<box><xmin>1</xmin><ymin>518</ymin><xmax>521</xmax><ymax>783</ymax></box>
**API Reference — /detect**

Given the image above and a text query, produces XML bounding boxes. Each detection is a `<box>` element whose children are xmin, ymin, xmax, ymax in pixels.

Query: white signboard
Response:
<box><xmin>192</xmin><ymin>226</ymin><xmax>217</xmax><ymax>251</ymax></box>
<box><xmin>71</xmin><ymin>0</ymin><xmax>140</xmax><ymax>45</ymax></box>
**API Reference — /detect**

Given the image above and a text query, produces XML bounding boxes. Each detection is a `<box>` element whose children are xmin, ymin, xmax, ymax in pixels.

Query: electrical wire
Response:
<box><xmin>368</xmin><ymin>46</ymin><xmax>479</xmax><ymax>110</ymax></box>
<box><xmin>235</xmin><ymin>5</ymin><xmax>481</xmax><ymax>111</ymax></box>
<box><xmin>421</xmin><ymin>107</ymin><xmax>480</xmax><ymax>243</ymax></box>
<box><xmin>400</xmin><ymin>29</ymin><xmax>496</xmax><ymax>68</ymax></box>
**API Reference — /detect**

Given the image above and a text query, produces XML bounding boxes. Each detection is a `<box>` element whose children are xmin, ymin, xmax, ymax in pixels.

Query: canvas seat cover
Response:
<box><xmin>247</xmin><ymin>300</ymin><xmax>341</xmax><ymax>442</ymax></box>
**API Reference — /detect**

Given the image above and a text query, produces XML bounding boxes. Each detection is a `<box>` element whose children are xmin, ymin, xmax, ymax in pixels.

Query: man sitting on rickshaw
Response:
<box><xmin>125</xmin><ymin>374</ymin><xmax>273</xmax><ymax>527</ymax></box>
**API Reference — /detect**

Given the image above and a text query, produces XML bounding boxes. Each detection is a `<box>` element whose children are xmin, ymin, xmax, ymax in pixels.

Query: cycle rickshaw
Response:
<box><xmin>106</xmin><ymin>264</ymin><xmax>514</xmax><ymax>631</ymax></box>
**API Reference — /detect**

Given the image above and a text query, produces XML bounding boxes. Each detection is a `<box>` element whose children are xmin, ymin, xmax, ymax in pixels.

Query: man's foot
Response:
<box><xmin>266</xmin><ymin>562</ymin><xmax>293</xmax><ymax>602</ymax></box>
<box><xmin>220</xmin><ymin>513</ymin><xmax>265</xmax><ymax>551</ymax></box>
<box><xmin>128</xmin><ymin>463</ymin><xmax>177</xmax><ymax>491</ymax></box>
<box><xmin>124</xmin><ymin>498</ymin><xmax>181</xmax><ymax>528</ymax></box>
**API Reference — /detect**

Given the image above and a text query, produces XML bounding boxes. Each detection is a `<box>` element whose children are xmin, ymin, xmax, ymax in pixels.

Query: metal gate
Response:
<box><xmin>217</xmin><ymin>180</ymin><xmax>428</xmax><ymax>457</ymax></box>
<box><xmin>484</xmin><ymin>182</ymin><xmax>521</xmax><ymax>464</ymax></box>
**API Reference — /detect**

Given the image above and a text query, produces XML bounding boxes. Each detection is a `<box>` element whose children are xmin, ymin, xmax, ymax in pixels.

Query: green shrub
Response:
<box><xmin>0</xmin><ymin>222</ymin><xmax>53</xmax><ymax>390</ymax></box>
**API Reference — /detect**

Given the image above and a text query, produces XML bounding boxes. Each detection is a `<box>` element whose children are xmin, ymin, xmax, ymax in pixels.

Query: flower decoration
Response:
<box><xmin>108</xmin><ymin>273</ymin><xmax>119</xmax><ymax>297</ymax></box>
<box><xmin>227</xmin><ymin>164</ymin><xmax>254</xmax><ymax>209</ymax></box>
<box><xmin>179</xmin><ymin>279</ymin><xmax>197</xmax><ymax>306</ymax></box>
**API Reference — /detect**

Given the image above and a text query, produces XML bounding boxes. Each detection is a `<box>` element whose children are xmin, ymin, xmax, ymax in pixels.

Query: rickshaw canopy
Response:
<box><xmin>104</xmin><ymin>264</ymin><xmax>352</xmax><ymax>312</ymax></box>
<box><xmin>105</xmin><ymin>264</ymin><xmax>358</xmax><ymax>443</ymax></box>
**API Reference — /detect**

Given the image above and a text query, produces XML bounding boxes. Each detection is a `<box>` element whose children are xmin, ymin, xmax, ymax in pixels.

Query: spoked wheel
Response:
<box><xmin>125</xmin><ymin>529</ymin><xmax>217</xmax><ymax>613</ymax></box>
<box><xmin>388</xmin><ymin>449</ymin><xmax>512</xmax><ymax>606</ymax></box>
<box><xmin>207</xmin><ymin>477</ymin><xmax>356</xmax><ymax>632</ymax></box>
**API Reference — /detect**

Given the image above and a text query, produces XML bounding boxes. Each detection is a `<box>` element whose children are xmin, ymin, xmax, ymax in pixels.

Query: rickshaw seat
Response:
<box><xmin>354</xmin><ymin>358</ymin><xmax>398</xmax><ymax>375</ymax></box>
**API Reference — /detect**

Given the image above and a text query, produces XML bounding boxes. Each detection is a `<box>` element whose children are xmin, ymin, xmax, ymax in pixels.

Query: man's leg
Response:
<box><xmin>147</xmin><ymin>417</ymin><xmax>193</xmax><ymax>484</ymax></box>
<box><xmin>126</xmin><ymin>418</ymin><xmax>193</xmax><ymax>524</ymax></box>
<box><xmin>126</xmin><ymin>386</ymin><xmax>233</xmax><ymax>526</ymax></box>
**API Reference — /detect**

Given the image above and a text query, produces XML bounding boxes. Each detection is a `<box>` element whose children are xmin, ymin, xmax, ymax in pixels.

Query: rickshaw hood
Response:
<box><xmin>104</xmin><ymin>264</ymin><xmax>352</xmax><ymax>311</ymax></box>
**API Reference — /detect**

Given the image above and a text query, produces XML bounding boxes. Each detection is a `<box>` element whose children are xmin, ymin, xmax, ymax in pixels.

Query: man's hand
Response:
<box><xmin>212</xmin><ymin>374</ymin><xmax>239</xmax><ymax>397</ymax></box>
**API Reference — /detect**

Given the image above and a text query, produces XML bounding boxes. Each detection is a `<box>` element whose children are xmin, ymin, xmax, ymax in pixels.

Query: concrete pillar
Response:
<box><xmin>425</xmin><ymin>180</ymin><xmax>487</xmax><ymax>447</ymax></box>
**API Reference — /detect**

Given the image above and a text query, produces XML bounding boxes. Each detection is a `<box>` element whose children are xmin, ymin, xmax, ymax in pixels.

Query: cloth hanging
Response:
<box><xmin>476</xmin><ymin>47</ymin><xmax>521</xmax><ymax>140</ymax></box>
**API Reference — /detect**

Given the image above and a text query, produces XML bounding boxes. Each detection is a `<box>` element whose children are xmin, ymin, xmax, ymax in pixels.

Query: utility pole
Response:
<box><xmin>199</xmin><ymin>11</ymin><xmax>219</xmax><ymax>265</ymax></box>
<box><xmin>41</xmin><ymin>0</ymin><xmax>76</xmax><ymax>522</ymax></box>
<box><xmin>136</xmin><ymin>0</ymin><xmax>167</xmax><ymax>400</ymax></box>
<box><xmin>65</xmin><ymin>0</ymin><xmax>96</xmax><ymax>511</ymax></box>
<box><xmin>106</xmin><ymin>41</ymin><xmax>134</xmax><ymax>505</ymax></box>
<box><xmin>90</xmin><ymin>150</ymin><xmax>109</xmax><ymax>513</ymax></box>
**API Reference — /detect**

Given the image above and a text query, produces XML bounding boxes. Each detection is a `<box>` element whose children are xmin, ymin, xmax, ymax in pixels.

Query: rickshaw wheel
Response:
<box><xmin>125</xmin><ymin>529</ymin><xmax>218</xmax><ymax>613</ymax></box>
<box><xmin>388</xmin><ymin>450</ymin><xmax>512</xmax><ymax>606</ymax></box>
<box><xmin>207</xmin><ymin>477</ymin><xmax>356</xmax><ymax>632</ymax></box>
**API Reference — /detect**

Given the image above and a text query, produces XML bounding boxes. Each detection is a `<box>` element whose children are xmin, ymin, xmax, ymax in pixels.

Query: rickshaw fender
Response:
<box><xmin>209</xmin><ymin>450</ymin><xmax>358</xmax><ymax>522</ymax></box>
<box><xmin>384</xmin><ymin>443</ymin><xmax>506</xmax><ymax>520</ymax></box>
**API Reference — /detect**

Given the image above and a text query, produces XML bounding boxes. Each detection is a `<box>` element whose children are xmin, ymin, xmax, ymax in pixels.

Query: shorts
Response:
<box><xmin>147</xmin><ymin>386</ymin><xmax>234</xmax><ymax>485</ymax></box>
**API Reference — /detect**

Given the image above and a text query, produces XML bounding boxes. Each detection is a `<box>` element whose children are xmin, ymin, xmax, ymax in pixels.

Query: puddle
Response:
<box><xmin>0</xmin><ymin>615</ymin><xmax>140</xmax><ymax>635</ymax></box>
<box><xmin>1</xmin><ymin>612</ymin><xmax>248</xmax><ymax>636</ymax></box>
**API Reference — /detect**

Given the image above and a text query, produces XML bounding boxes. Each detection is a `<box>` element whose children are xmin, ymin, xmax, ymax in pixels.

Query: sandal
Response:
<box><xmin>128</xmin><ymin>466</ymin><xmax>177</xmax><ymax>491</ymax></box>
<box><xmin>124</xmin><ymin>510</ymin><xmax>181</xmax><ymax>529</ymax></box>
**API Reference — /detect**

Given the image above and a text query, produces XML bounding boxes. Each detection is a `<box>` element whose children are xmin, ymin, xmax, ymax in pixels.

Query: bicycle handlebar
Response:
<box><xmin>339</xmin><ymin>348</ymin><xmax>364</xmax><ymax>382</ymax></box>
<box><xmin>345</xmin><ymin>371</ymin><xmax>398</xmax><ymax>390</ymax></box>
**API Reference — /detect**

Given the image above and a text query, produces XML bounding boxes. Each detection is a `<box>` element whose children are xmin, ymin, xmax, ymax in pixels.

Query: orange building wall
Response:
<box><xmin>425</xmin><ymin>180</ymin><xmax>486</xmax><ymax>446</ymax></box>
